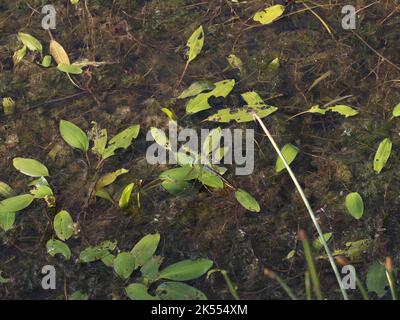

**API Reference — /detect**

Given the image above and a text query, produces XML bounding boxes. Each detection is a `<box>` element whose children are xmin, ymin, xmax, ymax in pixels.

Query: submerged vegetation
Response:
<box><xmin>1</xmin><ymin>0</ymin><xmax>400</xmax><ymax>300</ymax></box>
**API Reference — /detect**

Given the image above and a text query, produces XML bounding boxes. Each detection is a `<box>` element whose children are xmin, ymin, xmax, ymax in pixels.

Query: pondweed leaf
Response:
<box><xmin>198</xmin><ymin>171</ymin><xmax>223</xmax><ymax>189</ymax></box>
<box><xmin>119</xmin><ymin>182</ymin><xmax>135</xmax><ymax>209</ymax></box>
<box><xmin>203</xmin><ymin>127</ymin><xmax>222</xmax><ymax>155</ymax></box>
<box><xmin>126</xmin><ymin>283</ymin><xmax>160</xmax><ymax>300</ymax></box>
<box><xmin>392</xmin><ymin>102</ymin><xmax>400</xmax><ymax>118</ymax></box>
<box><xmin>275</xmin><ymin>143</ymin><xmax>299</xmax><ymax>172</ymax></box>
<box><xmin>57</xmin><ymin>63</ymin><xmax>83</xmax><ymax>75</ymax></box>
<box><xmin>313</xmin><ymin>232</ymin><xmax>332</xmax><ymax>251</ymax></box>
<box><xmin>374</xmin><ymin>138</ymin><xmax>392</xmax><ymax>174</ymax></box>
<box><xmin>186</xmin><ymin>26</ymin><xmax>204</xmax><ymax>63</ymax></box>
<box><xmin>113</xmin><ymin>252</ymin><xmax>136</xmax><ymax>279</ymax></box>
<box><xmin>13</xmin><ymin>158</ymin><xmax>49</xmax><ymax>177</ymax></box>
<box><xmin>366</xmin><ymin>262</ymin><xmax>387</xmax><ymax>298</ymax></box>
<box><xmin>0</xmin><ymin>212</ymin><xmax>16</xmax><ymax>231</ymax></box>
<box><xmin>101</xmin><ymin>253</ymin><xmax>115</xmax><ymax>267</ymax></box>
<box><xmin>102</xmin><ymin>124</ymin><xmax>140</xmax><ymax>159</ymax></box>
<box><xmin>46</xmin><ymin>239</ymin><xmax>71</xmax><ymax>260</ymax></box>
<box><xmin>161</xmin><ymin>108</ymin><xmax>178</xmax><ymax>122</ymax></box>
<box><xmin>59</xmin><ymin>120</ymin><xmax>89</xmax><ymax>152</ymax></box>
<box><xmin>161</xmin><ymin>180</ymin><xmax>190</xmax><ymax>196</ymax></box>
<box><xmin>234</xmin><ymin>189</ymin><xmax>260</xmax><ymax>212</ymax></box>
<box><xmin>13</xmin><ymin>45</ymin><xmax>26</xmax><ymax>65</ymax></box>
<box><xmin>141</xmin><ymin>256</ymin><xmax>162</xmax><ymax>280</ymax></box>
<box><xmin>308</xmin><ymin>105</ymin><xmax>327</xmax><ymax>115</ymax></box>
<box><xmin>96</xmin><ymin>168</ymin><xmax>129</xmax><ymax>189</ymax></box>
<box><xmin>156</xmin><ymin>282</ymin><xmax>207</xmax><ymax>300</ymax></box>
<box><xmin>54</xmin><ymin>210</ymin><xmax>74</xmax><ymax>241</ymax></box>
<box><xmin>186</xmin><ymin>79</ymin><xmax>235</xmax><ymax>114</ymax></box>
<box><xmin>79</xmin><ymin>240</ymin><xmax>117</xmax><ymax>263</ymax></box>
<box><xmin>0</xmin><ymin>194</ymin><xmax>34</xmax><ymax>214</ymax></box>
<box><xmin>0</xmin><ymin>181</ymin><xmax>15</xmax><ymax>199</ymax></box>
<box><xmin>18</xmin><ymin>32</ymin><xmax>42</xmax><ymax>52</ymax></box>
<box><xmin>31</xmin><ymin>185</ymin><xmax>53</xmax><ymax>199</ymax></box>
<box><xmin>131</xmin><ymin>233</ymin><xmax>160</xmax><ymax>267</ymax></box>
<box><xmin>92</xmin><ymin>127</ymin><xmax>108</xmax><ymax>157</ymax></box>
<box><xmin>160</xmin><ymin>166</ymin><xmax>200</xmax><ymax>181</ymax></box>
<box><xmin>345</xmin><ymin>192</ymin><xmax>364</xmax><ymax>220</ymax></box>
<box><xmin>327</xmin><ymin>105</ymin><xmax>358</xmax><ymax>117</ymax></box>
<box><xmin>150</xmin><ymin>127</ymin><xmax>171</xmax><ymax>150</ymax></box>
<box><xmin>253</xmin><ymin>4</ymin><xmax>285</xmax><ymax>25</ymax></box>
<box><xmin>226</xmin><ymin>54</ymin><xmax>243</xmax><ymax>72</ymax></box>
<box><xmin>178</xmin><ymin>81</ymin><xmax>215</xmax><ymax>99</ymax></box>
<box><xmin>41</xmin><ymin>55</ymin><xmax>52</xmax><ymax>68</ymax></box>
<box><xmin>159</xmin><ymin>259</ymin><xmax>213</xmax><ymax>281</ymax></box>
<box><xmin>50</xmin><ymin>39</ymin><xmax>70</xmax><ymax>65</ymax></box>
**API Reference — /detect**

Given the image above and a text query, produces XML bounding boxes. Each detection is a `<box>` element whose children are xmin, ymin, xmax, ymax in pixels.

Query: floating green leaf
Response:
<box><xmin>313</xmin><ymin>232</ymin><xmax>332</xmax><ymax>251</ymax></box>
<box><xmin>0</xmin><ymin>182</ymin><xmax>15</xmax><ymax>199</ymax></box>
<box><xmin>186</xmin><ymin>79</ymin><xmax>235</xmax><ymax>114</ymax></box>
<box><xmin>160</xmin><ymin>166</ymin><xmax>200</xmax><ymax>181</ymax></box>
<box><xmin>96</xmin><ymin>168</ymin><xmax>129</xmax><ymax>189</ymax></box>
<box><xmin>79</xmin><ymin>240</ymin><xmax>117</xmax><ymax>263</ymax></box>
<box><xmin>131</xmin><ymin>233</ymin><xmax>160</xmax><ymax>267</ymax></box>
<box><xmin>13</xmin><ymin>45</ymin><xmax>26</xmax><ymax>65</ymax></box>
<box><xmin>345</xmin><ymin>192</ymin><xmax>364</xmax><ymax>220</ymax></box>
<box><xmin>57</xmin><ymin>63</ymin><xmax>83</xmax><ymax>75</ymax></box>
<box><xmin>59</xmin><ymin>120</ymin><xmax>89</xmax><ymax>152</ymax></box>
<box><xmin>159</xmin><ymin>259</ymin><xmax>213</xmax><ymax>281</ymax></box>
<box><xmin>226</xmin><ymin>54</ymin><xmax>243</xmax><ymax>72</ymax></box>
<box><xmin>150</xmin><ymin>127</ymin><xmax>171</xmax><ymax>150</ymax></box>
<box><xmin>92</xmin><ymin>127</ymin><xmax>108</xmax><ymax>157</ymax></box>
<box><xmin>126</xmin><ymin>283</ymin><xmax>160</xmax><ymax>300</ymax></box>
<box><xmin>31</xmin><ymin>185</ymin><xmax>53</xmax><ymax>199</ymax></box>
<box><xmin>18</xmin><ymin>32</ymin><xmax>42</xmax><ymax>52</ymax></box>
<box><xmin>161</xmin><ymin>108</ymin><xmax>178</xmax><ymax>122</ymax></box>
<box><xmin>141</xmin><ymin>256</ymin><xmax>162</xmax><ymax>280</ymax></box>
<box><xmin>234</xmin><ymin>189</ymin><xmax>260</xmax><ymax>212</ymax></box>
<box><xmin>54</xmin><ymin>210</ymin><xmax>74</xmax><ymax>241</ymax></box>
<box><xmin>178</xmin><ymin>81</ymin><xmax>214</xmax><ymax>99</ymax></box>
<box><xmin>13</xmin><ymin>158</ymin><xmax>49</xmax><ymax>177</ymax></box>
<box><xmin>275</xmin><ymin>143</ymin><xmax>299</xmax><ymax>172</ymax></box>
<box><xmin>156</xmin><ymin>282</ymin><xmax>207</xmax><ymax>300</ymax></box>
<box><xmin>0</xmin><ymin>272</ymin><xmax>10</xmax><ymax>284</ymax></box>
<box><xmin>101</xmin><ymin>253</ymin><xmax>115</xmax><ymax>267</ymax></box>
<box><xmin>308</xmin><ymin>105</ymin><xmax>327</xmax><ymax>115</ymax></box>
<box><xmin>392</xmin><ymin>102</ymin><xmax>400</xmax><ymax>118</ymax></box>
<box><xmin>113</xmin><ymin>252</ymin><xmax>136</xmax><ymax>279</ymax></box>
<box><xmin>366</xmin><ymin>262</ymin><xmax>387</xmax><ymax>298</ymax></box>
<box><xmin>41</xmin><ymin>55</ymin><xmax>52</xmax><ymax>68</ymax></box>
<box><xmin>119</xmin><ymin>183</ymin><xmax>135</xmax><ymax>209</ymax></box>
<box><xmin>46</xmin><ymin>239</ymin><xmax>71</xmax><ymax>260</ymax></box>
<box><xmin>0</xmin><ymin>212</ymin><xmax>16</xmax><ymax>231</ymax></box>
<box><xmin>0</xmin><ymin>194</ymin><xmax>34</xmax><ymax>214</ymax></box>
<box><xmin>207</xmin><ymin>105</ymin><xmax>277</xmax><ymax>123</ymax></box>
<box><xmin>253</xmin><ymin>4</ymin><xmax>285</xmax><ymax>25</ymax></box>
<box><xmin>198</xmin><ymin>171</ymin><xmax>223</xmax><ymax>189</ymax></box>
<box><xmin>203</xmin><ymin>128</ymin><xmax>222</xmax><ymax>155</ymax></box>
<box><xmin>327</xmin><ymin>105</ymin><xmax>358</xmax><ymax>117</ymax></box>
<box><xmin>161</xmin><ymin>180</ymin><xmax>190</xmax><ymax>196</ymax></box>
<box><xmin>373</xmin><ymin>138</ymin><xmax>392</xmax><ymax>174</ymax></box>
<box><xmin>186</xmin><ymin>26</ymin><xmax>204</xmax><ymax>63</ymax></box>
<box><xmin>102</xmin><ymin>125</ymin><xmax>140</xmax><ymax>159</ymax></box>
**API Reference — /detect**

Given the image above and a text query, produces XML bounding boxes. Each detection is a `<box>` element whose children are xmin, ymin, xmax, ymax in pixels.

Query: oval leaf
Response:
<box><xmin>59</xmin><ymin>120</ymin><xmax>89</xmax><ymax>152</ymax></box>
<box><xmin>373</xmin><ymin>138</ymin><xmax>392</xmax><ymax>174</ymax></box>
<box><xmin>186</xmin><ymin>26</ymin><xmax>204</xmax><ymax>63</ymax></box>
<box><xmin>0</xmin><ymin>194</ymin><xmax>34</xmax><ymax>214</ymax></box>
<box><xmin>253</xmin><ymin>4</ymin><xmax>285</xmax><ymax>25</ymax></box>
<box><xmin>345</xmin><ymin>192</ymin><xmax>364</xmax><ymax>220</ymax></box>
<box><xmin>366</xmin><ymin>262</ymin><xmax>387</xmax><ymax>298</ymax></box>
<box><xmin>46</xmin><ymin>239</ymin><xmax>71</xmax><ymax>260</ymax></box>
<box><xmin>13</xmin><ymin>158</ymin><xmax>49</xmax><ymax>177</ymax></box>
<box><xmin>159</xmin><ymin>259</ymin><xmax>213</xmax><ymax>281</ymax></box>
<box><xmin>54</xmin><ymin>210</ymin><xmax>74</xmax><ymax>241</ymax></box>
<box><xmin>275</xmin><ymin>143</ymin><xmax>299</xmax><ymax>173</ymax></box>
<box><xmin>113</xmin><ymin>252</ymin><xmax>136</xmax><ymax>279</ymax></box>
<box><xmin>79</xmin><ymin>240</ymin><xmax>117</xmax><ymax>263</ymax></box>
<box><xmin>156</xmin><ymin>282</ymin><xmax>207</xmax><ymax>300</ymax></box>
<box><xmin>0</xmin><ymin>212</ymin><xmax>16</xmax><ymax>231</ymax></box>
<box><xmin>119</xmin><ymin>182</ymin><xmax>135</xmax><ymax>209</ymax></box>
<box><xmin>18</xmin><ymin>32</ymin><xmax>42</xmax><ymax>52</ymax></box>
<box><xmin>57</xmin><ymin>63</ymin><xmax>83</xmax><ymax>75</ymax></box>
<box><xmin>234</xmin><ymin>189</ymin><xmax>260</xmax><ymax>213</ymax></box>
<box><xmin>131</xmin><ymin>233</ymin><xmax>160</xmax><ymax>267</ymax></box>
<box><xmin>125</xmin><ymin>283</ymin><xmax>160</xmax><ymax>300</ymax></box>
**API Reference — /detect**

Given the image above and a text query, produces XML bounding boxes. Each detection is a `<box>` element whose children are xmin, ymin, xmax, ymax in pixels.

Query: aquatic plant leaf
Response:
<box><xmin>0</xmin><ymin>272</ymin><xmax>11</xmax><ymax>284</ymax></box>
<box><xmin>59</xmin><ymin>120</ymin><xmax>89</xmax><ymax>152</ymax></box>
<box><xmin>203</xmin><ymin>127</ymin><xmax>222</xmax><ymax>155</ymax></box>
<box><xmin>178</xmin><ymin>81</ymin><xmax>214</xmax><ymax>99</ymax></box>
<box><xmin>345</xmin><ymin>192</ymin><xmax>364</xmax><ymax>220</ymax></box>
<box><xmin>186</xmin><ymin>26</ymin><xmax>204</xmax><ymax>63</ymax></box>
<box><xmin>186</xmin><ymin>79</ymin><xmax>235</xmax><ymax>114</ymax></box>
<box><xmin>313</xmin><ymin>232</ymin><xmax>332</xmax><ymax>251</ymax></box>
<box><xmin>96</xmin><ymin>168</ymin><xmax>129</xmax><ymax>189</ymax></box>
<box><xmin>141</xmin><ymin>256</ymin><xmax>163</xmax><ymax>280</ymax></box>
<box><xmin>160</xmin><ymin>166</ymin><xmax>200</xmax><ymax>181</ymax></box>
<box><xmin>0</xmin><ymin>194</ymin><xmax>34</xmax><ymax>214</ymax></box>
<box><xmin>268</xmin><ymin>57</ymin><xmax>280</xmax><ymax>71</ymax></box>
<box><xmin>101</xmin><ymin>253</ymin><xmax>115</xmax><ymax>267</ymax></box>
<box><xmin>227</xmin><ymin>54</ymin><xmax>243</xmax><ymax>72</ymax></box>
<box><xmin>159</xmin><ymin>259</ymin><xmax>213</xmax><ymax>281</ymax></box>
<box><xmin>131</xmin><ymin>233</ymin><xmax>160</xmax><ymax>267</ymax></box>
<box><xmin>198</xmin><ymin>171</ymin><xmax>223</xmax><ymax>189</ymax></box>
<box><xmin>57</xmin><ymin>63</ymin><xmax>83</xmax><ymax>74</ymax></box>
<box><xmin>41</xmin><ymin>55</ymin><xmax>52</xmax><ymax>68</ymax></box>
<box><xmin>126</xmin><ymin>283</ymin><xmax>160</xmax><ymax>300</ymax></box>
<box><xmin>69</xmin><ymin>291</ymin><xmax>88</xmax><ymax>300</ymax></box>
<box><xmin>373</xmin><ymin>138</ymin><xmax>392</xmax><ymax>174</ymax></box>
<box><xmin>234</xmin><ymin>189</ymin><xmax>260</xmax><ymax>212</ymax></box>
<box><xmin>342</xmin><ymin>239</ymin><xmax>373</xmax><ymax>262</ymax></box>
<box><xmin>92</xmin><ymin>128</ymin><xmax>108</xmax><ymax>157</ymax></box>
<box><xmin>150</xmin><ymin>127</ymin><xmax>171</xmax><ymax>149</ymax></box>
<box><xmin>0</xmin><ymin>181</ymin><xmax>15</xmax><ymax>199</ymax></box>
<box><xmin>13</xmin><ymin>45</ymin><xmax>26</xmax><ymax>65</ymax></box>
<box><xmin>94</xmin><ymin>188</ymin><xmax>113</xmax><ymax>202</ymax></box>
<box><xmin>392</xmin><ymin>103</ymin><xmax>400</xmax><ymax>118</ymax></box>
<box><xmin>308</xmin><ymin>105</ymin><xmax>327</xmax><ymax>115</ymax></box>
<box><xmin>366</xmin><ymin>262</ymin><xmax>387</xmax><ymax>298</ymax></box>
<box><xmin>13</xmin><ymin>158</ymin><xmax>49</xmax><ymax>177</ymax></box>
<box><xmin>102</xmin><ymin>124</ymin><xmax>140</xmax><ymax>159</ymax></box>
<box><xmin>18</xmin><ymin>32</ymin><xmax>42</xmax><ymax>52</ymax></box>
<box><xmin>156</xmin><ymin>282</ymin><xmax>207</xmax><ymax>300</ymax></box>
<box><xmin>70</xmin><ymin>0</ymin><xmax>80</xmax><ymax>4</ymax></box>
<box><xmin>275</xmin><ymin>143</ymin><xmax>299</xmax><ymax>172</ymax></box>
<box><xmin>54</xmin><ymin>210</ymin><xmax>74</xmax><ymax>241</ymax></box>
<box><xmin>327</xmin><ymin>105</ymin><xmax>358</xmax><ymax>117</ymax></box>
<box><xmin>0</xmin><ymin>212</ymin><xmax>16</xmax><ymax>231</ymax></box>
<box><xmin>31</xmin><ymin>185</ymin><xmax>53</xmax><ymax>199</ymax></box>
<box><xmin>161</xmin><ymin>180</ymin><xmax>190</xmax><ymax>195</ymax></box>
<box><xmin>253</xmin><ymin>4</ymin><xmax>285</xmax><ymax>25</ymax></box>
<box><xmin>113</xmin><ymin>252</ymin><xmax>136</xmax><ymax>279</ymax></box>
<box><xmin>50</xmin><ymin>39</ymin><xmax>70</xmax><ymax>65</ymax></box>
<box><xmin>241</xmin><ymin>91</ymin><xmax>267</xmax><ymax>108</ymax></box>
<box><xmin>46</xmin><ymin>239</ymin><xmax>71</xmax><ymax>260</ymax></box>
<box><xmin>161</xmin><ymin>108</ymin><xmax>178</xmax><ymax>122</ymax></box>
<box><xmin>119</xmin><ymin>182</ymin><xmax>135</xmax><ymax>209</ymax></box>
<box><xmin>207</xmin><ymin>106</ymin><xmax>277</xmax><ymax>123</ymax></box>
<box><xmin>79</xmin><ymin>240</ymin><xmax>117</xmax><ymax>263</ymax></box>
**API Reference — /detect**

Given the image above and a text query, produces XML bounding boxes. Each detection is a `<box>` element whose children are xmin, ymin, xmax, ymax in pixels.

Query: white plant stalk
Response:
<box><xmin>253</xmin><ymin>114</ymin><xmax>348</xmax><ymax>300</ymax></box>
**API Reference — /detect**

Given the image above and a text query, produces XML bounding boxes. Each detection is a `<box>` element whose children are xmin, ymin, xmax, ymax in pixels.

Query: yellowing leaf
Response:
<box><xmin>253</xmin><ymin>4</ymin><xmax>285</xmax><ymax>25</ymax></box>
<box><xmin>186</xmin><ymin>26</ymin><xmax>204</xmax><ymax>63</ymax></box>
<box><xmin>178</xmin><ymin>81</ymin><xmax>215</xmax><ymax>99</ymax></box>
<box><xmin>50</xmin><ymin>39</ymin><xmax>70</xmax><ymax>65</ymax></box>
<box><xmin>327</xmin><ymin>105</ymin><xmax>358</xmax><ymax>117</ymax></box>
<box><xmin>226</xmin><ymin>54</ymin><xmax>243</xmax><ymax>72</ymax></box>
<box><xmin>119</xmin><ymin>183</ymin><xmax>134</xmax><ymax>209</ymax></box>
<box><xmin>234</xmin><ymin>189</ymin><xmax>260</xmax><ymax>212</ymax></box>
<box><xmin>96</xmin><ymin>168</ymin><xmax>129</xmax><ymax>189</ymax></box>
<box><xmin>18</xmin><ymin>32</ymin><xmax>42</xmax><ymax>52</ymax></box>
